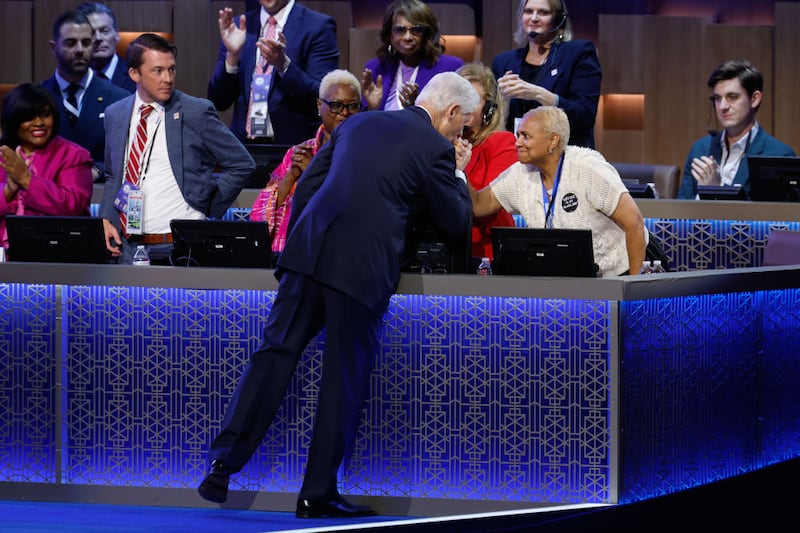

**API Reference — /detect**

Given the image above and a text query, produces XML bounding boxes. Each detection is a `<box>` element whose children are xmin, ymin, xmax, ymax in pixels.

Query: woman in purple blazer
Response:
<box><xmin>492</xmin><ymin>0</ymin><xmax>601</xmax><ymax>148</ymax></box>
<box><xmin>0</xmin><ymin>84</ymin><xmax>93</xmax><ymax>249</ymax></box>
<box><xmin>361</xmin><ymin>0</ymin><xmax>464</xmax><ymax>111</ymax></box>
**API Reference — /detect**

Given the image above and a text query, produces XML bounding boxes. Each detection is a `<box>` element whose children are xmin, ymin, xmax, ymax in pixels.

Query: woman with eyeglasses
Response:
<box><xmin>250</xmin><ymin>69</ymin><xmax>362</xmax><ymax>256</ymax></box>
<box><xmin>361</xmin><ymin>0</ymin><xmax>463</xmax><ymax>111</ymax></box>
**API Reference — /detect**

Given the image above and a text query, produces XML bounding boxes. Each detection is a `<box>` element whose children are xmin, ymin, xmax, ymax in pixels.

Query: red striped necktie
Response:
<box><xmin>120</xmin><ymin>104</ymin><xmax>154</xmax><ymax>231</ymax></box>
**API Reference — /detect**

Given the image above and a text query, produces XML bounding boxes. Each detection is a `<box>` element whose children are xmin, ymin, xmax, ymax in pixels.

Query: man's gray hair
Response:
<box><xmin>416</xmin><ymin>71</ymin><xmax>479</xmax><ymax>115</ymax></box>
<box><xmin>319</xmin><ymin>69</ymin><xmax>362</xmax><ymax>99</ymax></box>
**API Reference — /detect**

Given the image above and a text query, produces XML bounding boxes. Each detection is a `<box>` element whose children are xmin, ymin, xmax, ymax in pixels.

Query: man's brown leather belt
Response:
<box><xmin>128</xmin><ymin>233</ymin><xmax>173</xmax><ymax>244</ymax></box>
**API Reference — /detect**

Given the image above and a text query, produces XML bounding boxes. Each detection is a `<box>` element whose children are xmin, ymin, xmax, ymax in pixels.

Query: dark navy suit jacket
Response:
<box><xmin>492</xmin><ymin>39</ymin><xmax>601</xmax><ymax>148</ymax></box>
<box><xmin>278</xmin><ymin>106</ymin><xmax>472</xmax><ymax>314</ymax></box>
<box><xmin>108</xmin><ymin>56</ymin><xmax>136</xmax><ymax>93</ymax></box>
<box><xmin>40</xmin><ymin>74</ymin><xmax>129</xmax><ymax>171</ymax></box>
<box><xmin>678</xmin><ymin>127</ymin><xmax>796</xmax><ymax>199</ymax></box>
<box><xmin>207</xmin><ymin>4</ymin><xmax>339</xmax><ymax>145</ymax></box>
<box><xmin>99</xmin><ymin>90</ymin><xmax>255</xmax><ymax>225</ymax></box>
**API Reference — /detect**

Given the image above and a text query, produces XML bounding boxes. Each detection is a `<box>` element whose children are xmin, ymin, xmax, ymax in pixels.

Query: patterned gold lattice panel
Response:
<box><xmin>4</xmin><ymin>283</ymin><xmax>614</xmax><ymax>505</ymax></box>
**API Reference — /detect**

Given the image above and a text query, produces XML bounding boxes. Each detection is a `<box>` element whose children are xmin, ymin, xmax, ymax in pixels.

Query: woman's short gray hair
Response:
<box><xmin>524</xmin><ymin>106</ymin><xmax>570</xmax><ymax>151</ymax></box>
<box><xmin>319</xmin><ymin>69</ymin><xmax>362</xmax><ymax>99</ymax></box>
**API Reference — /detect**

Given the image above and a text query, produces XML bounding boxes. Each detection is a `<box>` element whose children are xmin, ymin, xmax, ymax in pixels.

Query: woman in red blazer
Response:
<box><xmin>457</xmin><ymin>63</ymin><xmax>519</xmax><ymax>259</ymax></box>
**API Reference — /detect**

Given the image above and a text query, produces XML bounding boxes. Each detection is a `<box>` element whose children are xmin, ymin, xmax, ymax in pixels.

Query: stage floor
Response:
<box><xmin>0</xmin><ymin>500</ymin><xmax>603</xmax><ymax>533</ymax></box>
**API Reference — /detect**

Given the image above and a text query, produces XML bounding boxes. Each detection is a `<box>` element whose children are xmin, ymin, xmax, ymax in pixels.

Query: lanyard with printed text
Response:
<box><xmin>542</xmin><ymin>153</ymin><xmax>565</xmax><ymax>228</ymax></box>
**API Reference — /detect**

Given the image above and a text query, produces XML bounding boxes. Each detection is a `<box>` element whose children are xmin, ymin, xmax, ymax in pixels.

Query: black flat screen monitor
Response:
<box><xmin>243</xmin><ymin>143</ymin><xmax>293</xmax><ymax>189</ymax></box>
<box><xmin>400</xmin><ymin>217</ymin><xmax>471</xmax><ymax>274</ymax></box>
<box><xmin>748</xmin><ymin>156</ymin><xmax>800</xmax><ymax>202</ymax></box>
<box><xmin>5</xmin><ymin>215</ymin><xmax>109</xmax><ymax>263</ymax></box>
<box><xmin>490</xmin><ymin>227</ymin><xmax>598</xmax><ymax>277</ymax></box>
<box><xmin>697</xmin><ymin>185</ymin><xmax>747</xmax><ymax>201</ymax></box>
<box><xmin>170</xmin><ymin>219</ymin><xmax>273</xmax><ymax>268</ymax></box>
<box><xmin>623</xmin><ymin>180</ymin><xmax>656</xmax><ymax>198</ymax></box>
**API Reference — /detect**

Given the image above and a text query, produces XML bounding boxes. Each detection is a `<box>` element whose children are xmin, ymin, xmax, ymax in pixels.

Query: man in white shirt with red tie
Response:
<box><xmin>100</xmin><ymin>33</ymin><xmax>254</xmax><ymax>264</ymax></box>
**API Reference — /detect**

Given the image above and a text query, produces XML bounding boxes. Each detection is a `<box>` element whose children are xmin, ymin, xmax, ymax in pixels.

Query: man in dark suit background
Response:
<box><xmin>99</xmin><ymin>34</ymin><xmax>255</xmax><ymax>264</ymax></box>
<box><xmin>198</xmin><ymin>71</ymin><xmax>478</xmax><ymax>518</ymax></box>
<box><xmin>41</xmin><ymin>9</ymin><xmax>128</xmax><ymax>182</ymax></box>
<box><xmin>208</xmin><ymin>0</ymin><xmax>339</xmax><ymax>145</ymax></box>
<box><xmin>77</xmin><ymin>2</ymin><xmax>137</xmax><ymax>93</ymax></box>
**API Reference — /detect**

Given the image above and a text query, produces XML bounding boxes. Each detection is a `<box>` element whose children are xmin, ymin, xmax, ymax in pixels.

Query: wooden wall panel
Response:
<box><xmin>480</xmin><ymin>0</ymin><xmax>515</xmax><ymax>66</ymax></box>
<box><xmin>598</xmin><ymin>131</ymin><xmax>645</xmax><ymax>164</ymax></box>
<box><xmin>597</xmin><ymin>15</ymin><xmax>644</xmax><ymax>94</ymax></box>
<box><xmin>173</xmin><ymin>0</ymin><xmax>210</xmax><ymax>100</ymax></box>
<box><xmin>429</xmin><ymin>3</ymin><xmax>475</xmax><ymax>35</ymax></box>
<box><xmin>106</xmin><ymin>1</ymin><xmax>173</xmax><ymax>31</ymax></box>
<box><xmin>348</xmin><ymin>28</ymin><xmax>379</xmax><ymax>75</ymax></box>
<box><xmin>643</xmin><ymin>17</ymin><xmax>710</xmax><ymax>167</ymax></box>
<box><xmin>774</xmin><ymin>2</ymin><xmax>800</xmax><ymax>153</ymax></box>
<box><xmin>303</xmin><ymin>1</ymin><xmax>353</xmax><ymax>71</ymax></box>
<box><xmin>0</xmin><ymin>1</ymin><xmax>33</xmax><ymax>84</ymax></box>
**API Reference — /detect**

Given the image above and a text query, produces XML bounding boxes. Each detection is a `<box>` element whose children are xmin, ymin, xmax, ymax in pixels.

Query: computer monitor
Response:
<box><xmin>5</xmin><ymin>215</ymin><xmax>109</xmax><ymax>263</ymax></box>
<box><xmin>490</xmin><ymin>227</ymin><xmax>598</xmax><ymax>277</ymax></box>
<box><xmin>169</xmin><ymin>219</ymin><xmax>273</xmax><ymax>268</ymax></box>
<box><xmin>748</xmin><ymin>156</ymin><xmax>800</xmax><ymax>202</ymax></box>
<box><xmin>244</xmin><ymin>143</ymin><xmax>293</xmax><ymax>189</ymax></box>
<box><xmin>400</xmin><ymin>217</ymin><xmax>471</xmax><ymax>274</ymax></box>
<box><xmin>623</xmin><ymin>180</ymin><xmax>656</xmax><ymax>198</ymax></box>
<box><xmin>696</xmin><ymin>185</ymin><xmax>747</xmax><ymax>201</ymax></box>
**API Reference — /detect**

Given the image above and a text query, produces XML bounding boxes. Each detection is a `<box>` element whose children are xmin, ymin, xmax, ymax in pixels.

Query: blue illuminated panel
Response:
<box><xmin>645</xmin><ymin>219</ymin><xmax>800</xmax><ymax>271</ymax></box>
<box><xmin>1</xmin><ymin>284</ymin><xmax>613</xmax><ymax>505</ymax></box>
<box><xmin>619</xmin><ymin>290</ymin><xmax>800</xmax><ymax>503</ymax></box>
<box><xmin>0</xmin><ymin>283</ymin><xmax>57</xmax><ymax>482</ymax></box>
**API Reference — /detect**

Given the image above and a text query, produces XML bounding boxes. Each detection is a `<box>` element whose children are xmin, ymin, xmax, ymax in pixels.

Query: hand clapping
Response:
<box><xmin>0</xmin><ymin>145</ymin><xmax>31</xmax><ymax>191</ymax></box>
<box><xmin>690</xmin><ymin>155</ymin><xmax>721</xmax><ymax>185</ymax></box>
<box><xmin>289</xmin><ymin>141</ymin><xmax>314</xmax><ymax>177</ymax></box>
<box><xmin>256</xmin><ymin>30</ymin><xmax>288</xmax><ymax>73</ymax></box>
<box><xmin>398</xmin><ymin>81</ymin><xmax>419</xmax><ymax>108</ymax></box>
<box><xmin>218</xmin><ymin>8</ymin><xmax>247</xmax><ymax>63</ymax></box>
<box><xmin>360</xmin><ymin>68</ymin><xmax>383</xmax><ymax>110</ymax></box>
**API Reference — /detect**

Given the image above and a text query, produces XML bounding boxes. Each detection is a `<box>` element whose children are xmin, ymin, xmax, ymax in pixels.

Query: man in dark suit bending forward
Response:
<box><xmin>198</xmin><ymin>71</ymin><xmax>478</xmax><ymax>518</ymax></box>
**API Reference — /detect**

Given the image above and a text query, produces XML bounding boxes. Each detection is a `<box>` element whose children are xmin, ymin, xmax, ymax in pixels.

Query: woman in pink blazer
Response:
<box><xmin>0</xmin><ymin>83</ymin><xmax>93</xmax><ymax>249</ymax></box>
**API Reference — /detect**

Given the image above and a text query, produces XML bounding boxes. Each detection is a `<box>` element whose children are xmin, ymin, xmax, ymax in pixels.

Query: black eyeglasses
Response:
<box><xmin>392</xmin><ymin>24</ymin><xmax>426</xmax><ymax>37</ymax></box>
<box><xmin>321</xmin><ymin>99</ymin><xmax>362</xmax><ymax>115</ymax></box>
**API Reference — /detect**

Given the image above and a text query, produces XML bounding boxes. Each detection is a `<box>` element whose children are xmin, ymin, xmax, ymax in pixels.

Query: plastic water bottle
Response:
<box><xmin>477</xmin><ymin>257</ymin><xmax>493</xmax><ymax>276</ymax></box>
<box><xmin>132</xmin><ymin>244</ymin><xmax>150</xmax><ymax>266</ymax></box>
<box><xmin>651</xmin><ymin>259</ymin><xmax>665</xmax><ymax>273</ymax></box>
<box><xmin>639</xmin><ymin>260</ymin><xmax>652</xmax><ymax>274</ymax></box>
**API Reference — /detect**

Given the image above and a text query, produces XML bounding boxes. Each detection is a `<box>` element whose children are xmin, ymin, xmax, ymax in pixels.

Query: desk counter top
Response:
<box><xmin>3</xmin><ymin>262</ymin><xmax>799</xmax><ymax>301</ymax></box>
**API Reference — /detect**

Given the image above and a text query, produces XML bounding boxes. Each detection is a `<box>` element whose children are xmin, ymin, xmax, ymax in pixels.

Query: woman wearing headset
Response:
<box><xmin>492</xmin><ymin>0</ymin><xmax>601</xmax><ymax>149</ymax></box>
<box><xmin>456</xmin><ymin>63</ymin><xmax>518</xmax><ymax>260</ymax></box>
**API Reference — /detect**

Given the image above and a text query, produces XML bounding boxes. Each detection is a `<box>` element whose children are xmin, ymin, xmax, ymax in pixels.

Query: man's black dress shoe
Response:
<box><xmin>296</xmin><ymin>495</ymin><xmax>377</xmax><ymax>518</ymax></box>
<box><xmin>198</xmin><ymin>460</ymin><xmax>230</xmax><ymax>503</ymax></box>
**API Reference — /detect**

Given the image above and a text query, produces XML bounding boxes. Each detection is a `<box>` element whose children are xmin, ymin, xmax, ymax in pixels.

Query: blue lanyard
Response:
<box><xmin>541</xmin><ymin>153</ymin><xmax>565</xmax><ymax>228</ymax></box>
